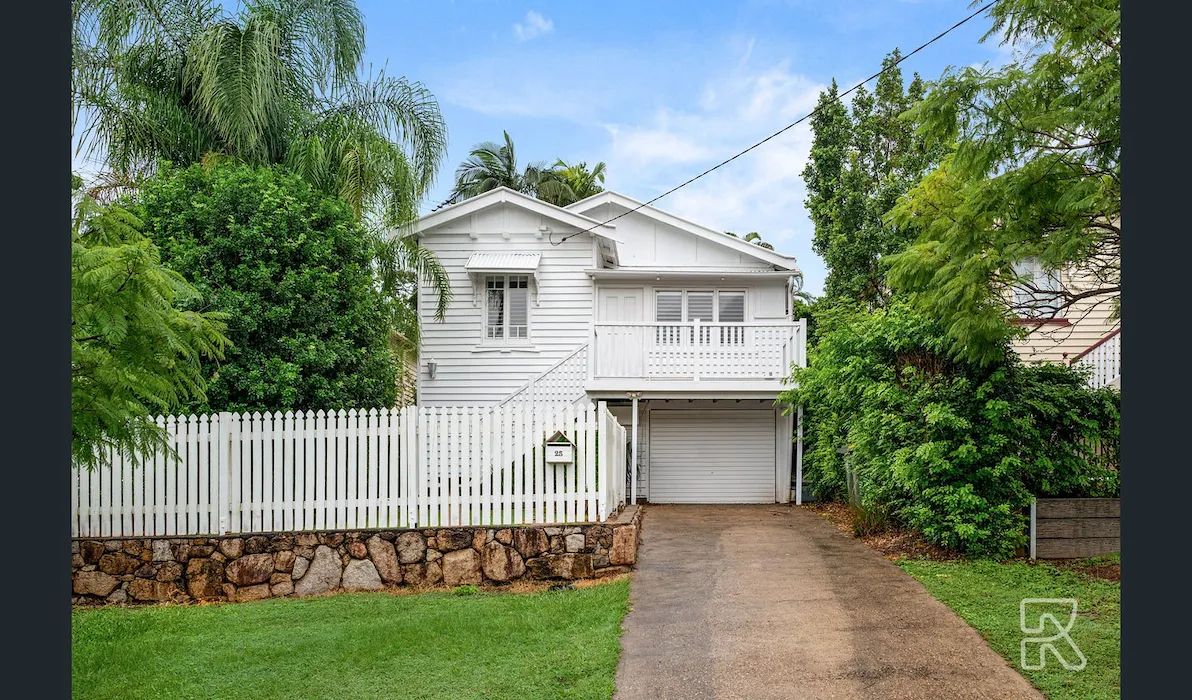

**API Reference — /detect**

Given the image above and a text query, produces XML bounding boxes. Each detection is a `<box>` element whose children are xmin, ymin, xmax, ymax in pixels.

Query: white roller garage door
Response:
<box><xmin>649</xmin><ymin>410</ymin><xmax>776</xmax><ymax>503</ymax></box>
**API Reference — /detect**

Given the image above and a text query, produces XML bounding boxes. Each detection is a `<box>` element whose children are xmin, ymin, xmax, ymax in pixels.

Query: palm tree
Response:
<box><xmin>72</xmin><ymin>0</ymin><xmax>452</xmax><ymax>322</ymax></box>
<box><xmin>449</xmin><ymin>132</ymin><xmax>609</xmax><ymax>208</ymax></box>
<box><xmin>73</xmin><ymin>1</ymin><xmax>447</xmax><ymax>219</ymax></box>
<box><xmin>543</xmin><ymin>159</ymin><xmax>606</xmax><ymax>206</ymax></box>
<box><xmin>450</xmin><ymin>130</ymin><xmax>551</xmax><ymax>201</ymax></box>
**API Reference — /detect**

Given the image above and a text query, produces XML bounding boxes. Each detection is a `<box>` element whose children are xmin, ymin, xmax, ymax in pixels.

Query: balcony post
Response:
<box><xmin>588</xmin><ymin>321</ymin><xmax>596</xmax><ymax>381</ymax></box>
<box><xmin>693</xmin><ymin>318</ymin><xmax>701</xmax><ymax>381</ymax></box>
<box><xmin>630</xmin><ymin>392</ymin><xmax>640</xmax><ymax>505</ymax></box>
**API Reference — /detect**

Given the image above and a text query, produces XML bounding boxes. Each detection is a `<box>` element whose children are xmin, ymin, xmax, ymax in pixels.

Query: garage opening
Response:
<box><xmin>648</xmin><ymin>409</ymin><xmax>776</xmax><ymax>503</ymax></box>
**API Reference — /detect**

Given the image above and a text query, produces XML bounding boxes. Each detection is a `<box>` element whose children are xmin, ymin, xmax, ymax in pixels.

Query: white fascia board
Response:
<box><xmin>567</xmin><ymin>191</ymin><xmax>800</xmax><ymax>272</ymax></box>
<box><xmin>585</xmin><ymin>268</ymin><xmax>797</xmax><ymax>281</ymax></box>
<box><xmin>411</xmin><ymin>187</ymin><xmax>618</xmax><ymax>242</ymax></box>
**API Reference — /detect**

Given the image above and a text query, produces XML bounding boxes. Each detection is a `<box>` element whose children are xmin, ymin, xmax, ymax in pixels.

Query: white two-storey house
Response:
<box><xmin>413</xmin><ymin>187</ymin><xmax>807</xmax><ymax>504</ymax></box>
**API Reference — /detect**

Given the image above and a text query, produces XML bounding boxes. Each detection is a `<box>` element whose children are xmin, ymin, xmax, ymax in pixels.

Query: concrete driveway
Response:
<box><xmin>613</xmin><ymin>504</ymin><xmax>1042</xmax><ymax>700</ymax></box>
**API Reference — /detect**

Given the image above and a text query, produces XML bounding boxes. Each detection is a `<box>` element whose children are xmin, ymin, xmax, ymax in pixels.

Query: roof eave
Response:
<box><xmin>566</xmin><ymin>190</ymin><xmax>799</xmax><ymax>270</ymax></box>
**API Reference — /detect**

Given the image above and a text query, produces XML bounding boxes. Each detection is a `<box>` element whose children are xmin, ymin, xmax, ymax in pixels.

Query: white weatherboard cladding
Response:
<box><xmin>648</xmin><ymin>410</ymin><xmax>776</xmax><ymax>503</ymax></box>
<box><xmin>417</xmin><ymin>205</ymin><xmax>597</xmax><ymax>406</ymax></box>
<box><xmin>580</xmin><ymin>203</ymin><xmax>776</xmax><ymax>269</ymax></box>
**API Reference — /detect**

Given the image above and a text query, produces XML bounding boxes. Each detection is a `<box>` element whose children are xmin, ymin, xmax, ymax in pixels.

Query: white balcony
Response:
<box><xmin>587</xmin><ymin>321</ymin><xmax>806</xmax><ymax>395</ymax></box>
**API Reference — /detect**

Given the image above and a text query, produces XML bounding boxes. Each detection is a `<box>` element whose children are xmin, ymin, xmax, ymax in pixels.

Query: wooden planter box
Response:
<box><xmin>1030</xmin><ymin>498</ymin><xmax>1120</xmax><ymax>559</ymax></box>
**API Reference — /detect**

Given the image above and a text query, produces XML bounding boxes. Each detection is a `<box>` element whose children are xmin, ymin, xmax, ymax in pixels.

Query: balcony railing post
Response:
<box><xmin>591</xmin><ymin>324</ymin><xmax>598</xmax><ymax>381</ymax></box>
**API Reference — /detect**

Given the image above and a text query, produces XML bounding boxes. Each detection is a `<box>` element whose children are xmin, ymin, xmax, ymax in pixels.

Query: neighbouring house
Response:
<box><xmin>1008</xmin><ymin>256</ymin><xmax>1121</xmax><ymax>390</ymax></box>
<box><xmin>413</xmin><ymin>187</ymin><xmax>808</xmax><ymax>505</ymax></box>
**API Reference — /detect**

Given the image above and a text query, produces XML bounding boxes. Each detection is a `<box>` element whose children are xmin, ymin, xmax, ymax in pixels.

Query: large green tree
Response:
<box><xmin>886</xmin><ymin>0</ymin><xmax>1120</xmax><ymax>365</ymax></box>
<box><xmin>138</xmin><ymin>163</ymin><xmax>399</xmax><ymax>412</ymax></box>
<box><xmin>71</xmin><ymin>0</ymin><xmax>452</xmax><ymax>332</ymax></box>
<box><xmin>72</xmin><ymin>177</ymin><xmax>229</xmax><ymax>470</ymax></box>
<box><xmin>780</xmin><ymin>301</ymin><xmax>1119</xmax><ymax>558</ymax></box>
<box><xmin>802</xmin><ymin>50</ymin><xmax>940</xmax><ymax>307</ymax></box>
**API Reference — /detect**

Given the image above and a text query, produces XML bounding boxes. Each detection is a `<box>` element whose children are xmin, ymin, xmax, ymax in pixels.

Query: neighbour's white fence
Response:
<box><xmin>72</xmin><ymin>402</ymin><xmax>628</xmax><ymax>538</ymax></box>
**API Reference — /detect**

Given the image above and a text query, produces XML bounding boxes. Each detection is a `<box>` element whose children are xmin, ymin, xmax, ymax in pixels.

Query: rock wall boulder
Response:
<box><xmin>71</xmin><ymin>506</ymin><xmax>643</xmax><ymax>606</ymax></box>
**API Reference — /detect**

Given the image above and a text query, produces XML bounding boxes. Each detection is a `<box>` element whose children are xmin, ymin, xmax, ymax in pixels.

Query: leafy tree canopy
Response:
<box><xmin>803</xmin><ymin>50</ymin><xmax>941</xmax><ymax>308</ymax></box>
<box><xmin>886</xmin><ymin>0</ymin><xmax>1120</xmax><ymax>365</ymax></box>
<box><xmin>72</xmin><ymin>0</ymin><xmax>452</xmax><ymax>360</ymax></box>
<box><xmin>72</xmin><ymin>0</ymin><xmax>448</xmax><ymax>228</ymax></box>
<box><xmin>780</xmin><ymin>300</ymin><xmax>1119</xmax><ymax>558</ymax></box>
<box><xmin>137</xmin><ymin>162</ymin><xmax>399</xmax><ymax>413</ymax></box>
<box><xmin>72</xmin><ymin>181</ymin><xmax>229</xmax><ymax>470</ymax></box>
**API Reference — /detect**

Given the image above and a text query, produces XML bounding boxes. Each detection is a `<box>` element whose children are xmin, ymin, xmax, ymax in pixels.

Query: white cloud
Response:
<box><xmin>513</xmin><ymin>11</ymin><xmax>553</xmax><ymax>41</ymax></box>
<box><xmin>596</xmin><ymin>55</ymin><xmax>830</xmax><ymax>293</ymax></box>
<box><xmin>429</xmin><ymin>36</ymin><xmax>834</xmax><ymax>293</ymax></box>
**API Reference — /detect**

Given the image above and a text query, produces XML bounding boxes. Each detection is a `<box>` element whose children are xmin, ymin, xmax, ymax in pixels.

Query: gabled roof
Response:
<box><xmin>414</xmin><ymin>186</ymin><xmax>619</xmax><ymax>243</ymax></box>
<box><xmin>565</xmin><ymin>190</ymin><xmax>800</xmax><ymax>273</ymax></box>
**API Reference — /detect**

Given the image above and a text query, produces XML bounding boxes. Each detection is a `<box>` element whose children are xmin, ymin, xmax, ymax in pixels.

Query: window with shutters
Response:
<box><xmin>485</xmin><ymin>274</ymin><xmax>530</xmax><ymax>342</ymax></box>
<box><xmin>718</xmin><ymin>291</ymin><xmax>745</xmax><ymax>345</ymax></box>
<box><xmin>1011</xmin><ymin>258</ymin><xmax>1063</xmax><ymax>318</ymax></box>
<box><xmin>654</xmin><ymin>289</ymin><xmax>747</xmax><ymax>344</ymax></box>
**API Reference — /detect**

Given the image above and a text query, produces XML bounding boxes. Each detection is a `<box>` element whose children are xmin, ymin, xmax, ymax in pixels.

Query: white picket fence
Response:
<box><xmin>71</xmin><ymin>402</ymin><xmax>628</xmax><ymax>538</ymax></box>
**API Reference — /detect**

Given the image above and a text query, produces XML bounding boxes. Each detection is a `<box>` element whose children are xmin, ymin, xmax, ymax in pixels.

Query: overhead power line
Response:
<box><xmin>549</xmin><ymin>1</ymin><xmax>995</xmax><ymax>246</ymax></box>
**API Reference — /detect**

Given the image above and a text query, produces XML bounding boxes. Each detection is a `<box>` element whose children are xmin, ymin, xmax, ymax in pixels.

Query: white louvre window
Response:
<box><xmin>656</xmin><ymin>291</ymin><xmax>683</xmax><ymax>322</ymax></box>
<box><xmin>656</xmin><ymin>291</ymin><xmax>683</xmax><ymax>344</ymax></box>
<box><xmin>507</xmin><ymin>275</ymin><xmax>529</xmax><ymax>338</ymax></box>
<box><xmin>1012</xmin><ymin>258</ymin><xmax>1063</xmax><ymax>318</ymax></box>
<box><xmin>718</xmin><ymin>291</ymin><xmax>745</xmax><ymax>345</ymax></box>
<box><xmin>688</xmin><ymin>292</ymin><xmax>714</xmax><ymax>344</ymax></box>
<box><xmin>655</xmin><ymin>290</ymin><xmax>747</xmax><ymax>344</ymax></box>
<box><xmin>485</xmin><ymin>274</ymin><xmax>531</xmax><ymax>341</ymax></box>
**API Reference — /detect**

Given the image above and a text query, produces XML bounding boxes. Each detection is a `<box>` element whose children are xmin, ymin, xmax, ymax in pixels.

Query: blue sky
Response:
<box><xmin>72</xmin><ymin>1</ymin><xmax>1015</xmax><ymax>295</ymax></box>
<box><xmin>357</xmin><ymin>0</ymin><xmax>1013</xmax><ymax>294</ymax></box>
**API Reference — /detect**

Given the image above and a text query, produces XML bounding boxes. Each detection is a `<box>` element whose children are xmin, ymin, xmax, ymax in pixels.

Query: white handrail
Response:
<box><xmin>1071</xmin><ymin>328</ymin><xmax>1121</xmax><ymax>390</ymax></box>
<box><xmin>592</xmin><ymin>321</ymin><xmax>803</xmax><ymax>381</ymax></box>
<box><xmin>595</xmin><ymin>321</ymin><xmax>802</xmax><ymax>327</ymax></box>
<box><xmin>496</xmin><ymin>344</ymin><xmax>589</xmax><ymax>407</ymax></box>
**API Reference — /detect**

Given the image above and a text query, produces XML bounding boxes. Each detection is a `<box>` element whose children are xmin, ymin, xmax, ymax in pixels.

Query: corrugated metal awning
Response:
<box><xmin>464</xmin><ymin>252</ymin><xmax>543</xmax><ymax>308</ymax></box>
<box><xmin>465</xmin><ymin>252</ymin><xmax>542</xmax><ymax>274</ymax></box>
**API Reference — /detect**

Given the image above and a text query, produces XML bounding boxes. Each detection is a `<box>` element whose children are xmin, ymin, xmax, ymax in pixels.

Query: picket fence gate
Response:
<box><xmin>71</xmin><ymin>402</ymin><xmax>628</xmax><ymax>538</ymax></box>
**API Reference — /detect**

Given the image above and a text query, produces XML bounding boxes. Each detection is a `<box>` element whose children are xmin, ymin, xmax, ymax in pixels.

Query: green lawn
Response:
<box><xmin>72</xmin><ymin>580</ymin><xmax>630</xmax><ymax>700</ymax></box>
<box><xmin>897</xmin><ymin>557</ymin><xmax>1120</xmax><ymax>700</ymax></box>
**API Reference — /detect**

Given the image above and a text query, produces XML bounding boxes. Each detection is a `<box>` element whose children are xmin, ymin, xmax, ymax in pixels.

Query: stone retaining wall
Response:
<box><xmin>72</xmin><ymin>506</ymin><xmax>642</xmax><ymax>605</ymax></box>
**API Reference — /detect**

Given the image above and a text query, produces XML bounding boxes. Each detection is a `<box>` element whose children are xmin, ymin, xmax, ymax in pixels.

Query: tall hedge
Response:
<box><xmin>137</xmin><ymin>163</ymin><xmax>398</xmax><ymax>413</ymax></box>
<box><xmin>780</xmin><ymin>301</ymin><xmax>1119</xmax><ymax>558</ymax></box>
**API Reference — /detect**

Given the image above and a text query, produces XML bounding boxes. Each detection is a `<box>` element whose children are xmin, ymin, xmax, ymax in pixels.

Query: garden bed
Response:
<box><xmin>802</xmin><ymin>502</ymin><xmax>956</xmax><ymax>561</ymax></box>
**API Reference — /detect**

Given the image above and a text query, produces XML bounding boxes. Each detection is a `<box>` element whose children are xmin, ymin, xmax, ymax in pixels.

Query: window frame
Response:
<box><xmin>653</xmin><ymin>288</ymin><xmax>748</xmax><ymax>344</ymax></box>
<box><xmin>1011</xmin><ymin>258</ymin><xmax>1065</xmax><ymax>319</ymax></box>
<box><xmin>483</xmin><ymin>273</ymin><xmax>532</xmax><ymax>344</ymax></box>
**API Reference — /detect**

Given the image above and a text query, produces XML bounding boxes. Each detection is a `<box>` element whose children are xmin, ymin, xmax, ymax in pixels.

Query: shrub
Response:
<box><xmin>781</xmin><ymin>301</ymin><xmax>1119</xmax><ymax>558</ymax></box>
<box><xmin>136</xmin><ymin>163</ymin><xmax>399</xmax><ymax>413</ymax></box>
